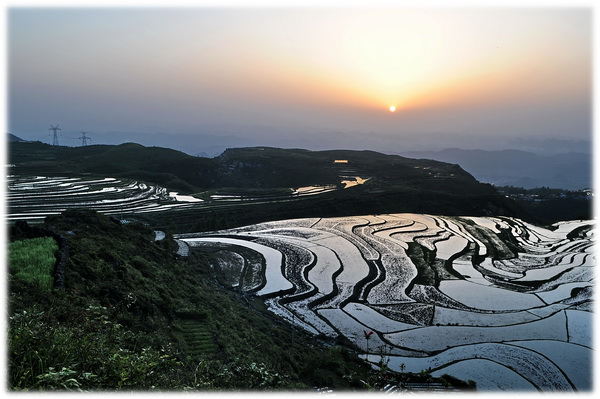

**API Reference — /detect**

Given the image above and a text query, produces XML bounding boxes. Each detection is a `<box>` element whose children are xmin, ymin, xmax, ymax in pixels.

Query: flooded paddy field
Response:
<box><xmin>177</xmin><ymin>214</ymin><xmax>594</xmax><ymax>391</ymax></box>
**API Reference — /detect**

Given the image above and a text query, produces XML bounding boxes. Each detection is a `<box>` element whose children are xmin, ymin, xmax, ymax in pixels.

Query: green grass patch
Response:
<box><xmin>9</xmin><ymin>237</ymin><xmax>58</xmax><ymax>291</ymax></box>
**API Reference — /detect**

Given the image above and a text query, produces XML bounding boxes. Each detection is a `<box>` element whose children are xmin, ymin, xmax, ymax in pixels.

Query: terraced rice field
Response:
<box><xmin>6</xmin><ymin>175</ymin><xmax>192</xmax><ymax>221</ymax></box>
<box><xmin>6</xmin><ymin>175</ymin><xmax>367</xmax><ymax>222</ymax></box>
<box><xmin>7</xmin><ymin>174</ymin><xmax>594</xmax><ymax>391</ymax></box>
<box><xmin>177</xmin><ymin>214</ymin><xmax>594</xmax><ymax>391</ymax></box>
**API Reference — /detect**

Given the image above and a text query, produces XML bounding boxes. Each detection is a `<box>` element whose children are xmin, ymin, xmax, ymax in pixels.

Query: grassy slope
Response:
<box><xmin>13</xmin><ymin>210</ymin><xmax>463</xmax><ymax>391</ymax></box>
<box><xmin>8</xmin><ymin>237</ymin><xmax>57</xmax><ymax>291</ymax></box>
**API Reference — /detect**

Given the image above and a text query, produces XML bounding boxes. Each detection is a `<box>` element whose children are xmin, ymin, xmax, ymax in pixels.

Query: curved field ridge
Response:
<box><xmin>178</xmin><ymin>214</ymin><xmax>594</xmax><ymax>391</ymax></box>
<box><xmin>185</xmin><ymin>237</ymin><xmax>293</xmax><ymax>296</ymax></box>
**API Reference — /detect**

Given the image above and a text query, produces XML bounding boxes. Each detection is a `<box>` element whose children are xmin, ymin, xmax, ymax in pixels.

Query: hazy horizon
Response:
<box><xmin>7</xmin><ymin>5</ymin><xmax>592</xmax><ymax>156</ymax></box>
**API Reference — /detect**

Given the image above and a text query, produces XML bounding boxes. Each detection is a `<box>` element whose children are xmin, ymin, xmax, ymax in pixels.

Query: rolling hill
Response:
<box><xmin>9</xmin><ymin>141</ymin><xmax>530</xmax><ymax>232</ymax></box>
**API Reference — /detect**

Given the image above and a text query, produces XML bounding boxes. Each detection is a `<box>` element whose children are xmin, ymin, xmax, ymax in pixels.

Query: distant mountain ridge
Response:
<box><xmin>399</xmin><ymin>148</ymin><xmax>591</xmax><ymax>190</ymax></box>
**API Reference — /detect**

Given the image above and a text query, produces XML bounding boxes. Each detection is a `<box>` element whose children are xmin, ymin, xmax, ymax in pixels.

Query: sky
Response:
<box><xmin>6</xmin><ymin>1</ymin><xmax>594</xmax><ymax>155</ymax></box>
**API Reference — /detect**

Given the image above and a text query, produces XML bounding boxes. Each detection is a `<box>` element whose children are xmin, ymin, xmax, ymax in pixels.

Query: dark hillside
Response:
<box><xmin>9</xmin><ymin>142</ymin><xmax>534</xmax><ymax>229</ymax></box>
<box><xmin>216</xmin><ymin>147</ymin><xmax>340</xmax><ymax>187</ymax></box>
<box><xmin>8</xmin><ymin>133</ymin><xmax>27</xmax><ymax>142</ymax></box>
<box><xmin>9</xmin><ymin>142</ymin><xmax>217</xmax><ymax>192</ymax></box>
<box><xmin>10</xmin><ymin>142</ymin><xmax>497</xmax><ymax>196</ymax></box>
<box><xmin>144</xmin><ymin>147</ymin><xmax>529</xmax><ymax>232</ymax></box>
<box><xmin>217</xmin><ymin>147</ymin><xmax>489</xmax><ymax>194</ymax></box>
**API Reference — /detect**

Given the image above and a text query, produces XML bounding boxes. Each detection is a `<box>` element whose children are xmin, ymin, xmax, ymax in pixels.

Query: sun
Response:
<box><xmin>389</xmin><ymin>105</ymin><xmax>396</xmax><ymax>112</ymax></box>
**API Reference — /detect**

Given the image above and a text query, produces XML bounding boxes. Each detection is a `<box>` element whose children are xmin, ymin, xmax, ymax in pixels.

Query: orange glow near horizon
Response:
<box><xmin>161</xmin><ymin>8</ymin><xmax>590</xmax><ymax>123</ymax></box>
<box><xmin>9</xmin><ymin>8</ymin><xmax>590</xmax><ymax>136</ymax></box>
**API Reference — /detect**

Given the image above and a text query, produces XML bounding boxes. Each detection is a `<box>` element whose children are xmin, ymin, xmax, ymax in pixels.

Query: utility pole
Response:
<box><xmin>49</xmin><ymin>124</ymin><xmax>61</xmax><ymax>146</ymax></box>
<box><xmin>78</xmin><ymin>132</ymin><xmax>91</xmax><ymax>146</ymax></box>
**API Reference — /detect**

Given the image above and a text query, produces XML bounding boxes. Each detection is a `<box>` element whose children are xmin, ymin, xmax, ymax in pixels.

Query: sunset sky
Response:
<box><xmin>6</xmin><ymin>2</ymin><xmax>593</xmax><ymax>154</ymax></box>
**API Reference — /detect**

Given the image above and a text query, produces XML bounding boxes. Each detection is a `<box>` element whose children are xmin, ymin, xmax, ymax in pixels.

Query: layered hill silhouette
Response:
<box><xmin>9</xmin><ymin>141</ymin><xmax>531</xmax><ymax>230</ymax></box>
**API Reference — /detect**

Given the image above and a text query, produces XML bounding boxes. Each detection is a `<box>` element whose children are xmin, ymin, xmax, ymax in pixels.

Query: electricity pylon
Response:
<box><xmin>49</xmin><ymin>124</ymin><xmax>61</xmax><ymax>146</ymax></box>
<box><xmin>78</xmin><ymin>132</ymin><xmax>92</xmax><ymax>146</ymax></box>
